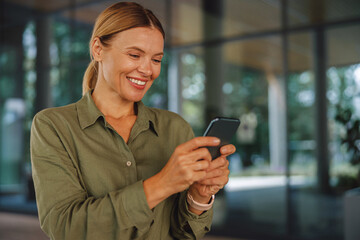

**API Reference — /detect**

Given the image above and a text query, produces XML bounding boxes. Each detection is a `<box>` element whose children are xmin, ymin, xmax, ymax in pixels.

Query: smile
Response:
<box><xmin>127</xmin><ymin>77</ymin><xmax>146</xmax><ymax>86</ymax></box>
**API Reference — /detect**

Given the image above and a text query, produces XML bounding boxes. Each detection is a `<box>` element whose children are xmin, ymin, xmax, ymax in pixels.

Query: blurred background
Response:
<box><xmin>0</xmin><ymin>0</ymin><xmax>360</xmax><ymax>239</ymax></box>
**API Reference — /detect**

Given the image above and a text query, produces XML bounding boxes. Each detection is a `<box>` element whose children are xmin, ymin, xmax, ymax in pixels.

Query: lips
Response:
<box><xmin>127</xmin><ymin>77</ymin><xmax>147</xmax><ymax>89</ymax></box>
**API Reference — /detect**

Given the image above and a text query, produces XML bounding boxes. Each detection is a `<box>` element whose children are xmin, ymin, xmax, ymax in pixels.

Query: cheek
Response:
<box><xmin>119</xmin><ymin>62</ymin><xmax>139</xmax><ymax>77</ymax></box>
<box><xmin>103</xmin><ymin>54</ymin><xmax>130</xmax><ymax>78</ymax></box>
<box><xmin>152</xmin><ymin>65</ymin><xmax>162</xmax><ymax>80</ymax></box>
<box><xmin>105</xmin><ymin>62</ymin><xmax>131</xmax><ymax>84</ymax></box>
<box><xmin>101</xmin><ymin>60</ymin><xmax>115</xmax><ymax>81</ymax></box>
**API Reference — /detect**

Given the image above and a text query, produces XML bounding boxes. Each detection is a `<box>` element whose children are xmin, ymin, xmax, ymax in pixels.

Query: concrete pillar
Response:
<box><xmin>202</xmin><ymin>0</ymin><xmax>226</xmax><ymax>227</ymax></box>
<box><xmin>168</xmin><ymin>50</ymin><xmax>182</xmax><ymax>114</ymax></box>
<box><xmin>202</xmin><ymin>0</ymin><xmax>224</xmax><ymax>124</ymax></box>
<box><xmin>268</xmin><ymin>71</ymin><xmax>287</xmax><ymax>170</ymax></box>
<box><xmin>308</xmin><ymin>0</ymin><xmax>330</xmax><ymax>194</ymax></box>
<box><xmin>314</xmin><ymin>27</ymin><xmax>330</xmax><ymax>194</ymax></box>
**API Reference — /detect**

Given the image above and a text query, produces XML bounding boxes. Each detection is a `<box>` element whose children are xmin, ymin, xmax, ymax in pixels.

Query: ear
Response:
<box><xmin>92</xmin><ymin>37</ymin><xmax>103</xmax><ymax>61</ymax></box>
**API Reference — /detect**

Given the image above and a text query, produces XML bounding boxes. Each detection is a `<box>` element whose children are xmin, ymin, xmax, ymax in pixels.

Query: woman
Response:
<box><xmin>31</xmin><ymin>2</ymin><xmax>235</xmax><ymax>239</ymax></box>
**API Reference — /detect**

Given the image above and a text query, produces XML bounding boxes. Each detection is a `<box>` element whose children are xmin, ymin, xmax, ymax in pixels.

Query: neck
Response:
<box><xmin>92</xmin><ymin>87</ymin><xmax>135</xmax><ymax>119</ymax></box>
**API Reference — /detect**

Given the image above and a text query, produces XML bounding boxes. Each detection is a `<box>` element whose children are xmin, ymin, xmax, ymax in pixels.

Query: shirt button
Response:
<box><xmin>126</xmin><ymin>161</ymin><xmax>132</xmax><ymax>167</ymax></box>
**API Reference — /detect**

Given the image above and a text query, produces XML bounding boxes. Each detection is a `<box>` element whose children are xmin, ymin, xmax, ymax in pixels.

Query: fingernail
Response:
<box><xmin>214</xmin><ymin>138</ymin><xmax>220</xmax><ymax>143</ymax></box>
<box><xmin>221</xmin><ymin>147</ymin><xmax>229</xmax><ymax>153</ymax></box>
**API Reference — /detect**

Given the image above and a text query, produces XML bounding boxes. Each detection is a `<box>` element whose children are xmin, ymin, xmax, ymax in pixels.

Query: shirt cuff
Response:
<box><xmin>115</xmin><ymin>180</ymin><xmax>154</xmax><ymax>232</ymax></box>
<box><xmin>179</xmin><ymin>191</ymin><xmax>213</xmax><ymax>237</ymax></box>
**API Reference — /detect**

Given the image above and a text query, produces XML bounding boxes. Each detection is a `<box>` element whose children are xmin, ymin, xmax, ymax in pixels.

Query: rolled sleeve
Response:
<box><xmin>171</xmin><ymin>191</ymin><xmax>213</xmax><ymax>239</ymax></box>
<box><xmin>117</xmin><ymin>180</ymin><xmax>154</xmax><ymax>231</ymax></box>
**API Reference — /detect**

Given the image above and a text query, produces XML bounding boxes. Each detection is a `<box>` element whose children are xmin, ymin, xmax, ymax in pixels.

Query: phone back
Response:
<box><xmin>203</xmin><ymin>117</ymin><xmax>240</xmax><ymax>159</ymax></box>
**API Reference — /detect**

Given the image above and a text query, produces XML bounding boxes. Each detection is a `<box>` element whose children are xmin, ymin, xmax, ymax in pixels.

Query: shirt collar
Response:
<box><xmin>76</xmin><ymin>90</ymin><xmax>158</xmax><ymax>136</ymax></box>
<box><xmin>135</xmin><ymin>101</ymin><xmax>159</xmax><ymax>136</ymax></box>
<box><xmin>76</xmin><ymin>90</ymin><xmax>104</xmax><ymax>129</ymax></box>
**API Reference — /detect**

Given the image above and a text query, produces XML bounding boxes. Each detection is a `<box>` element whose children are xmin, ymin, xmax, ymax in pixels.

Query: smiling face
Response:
<box><xmin>92</xmin><ymin>27</ymin><xmax>164</xmax><ymax>103</ymax></box>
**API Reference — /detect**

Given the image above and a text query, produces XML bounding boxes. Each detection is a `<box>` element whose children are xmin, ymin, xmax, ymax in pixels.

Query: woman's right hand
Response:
<box><xmin>143</xmin><ymin>137</ymin><xmax>220</xmax><ymax>209</ymax></box>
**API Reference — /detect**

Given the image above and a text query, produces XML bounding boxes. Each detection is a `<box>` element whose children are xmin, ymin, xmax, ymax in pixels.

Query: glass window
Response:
<box><xmin>327</xmin><ymin>25</ymin><xmax>360</xmax><ymax>192</ymax></box>
<box><xmin>179</xmin><ymin>47</ymin><xmax>206</xmax><ymax>135</ymax></box>
<box><xmin>287</xmin><ymin>32</ymin><xmax>322</xmax><ymax>239</ymax></box>
<box><xmin>222</xmin><ymin>36</ymin><xmax>286</xmax><ymax>237</ymax></box>
<box><xmin>0</xmin><ymin>46</ymin><xmax>24</xmax><ymax>189</ymax></box>
<box><xmin>0</xmin><ymin>9</ymin><xmax>29</xmax><ymax>192</ymax></box>
<box><xmin>287</xmin><ymin>32</ymin><xmax>316</xmax><ymax>183</ymax></box>
<box><xmin>50</xmin><ymin>20</ymin><xmax>91</xmax><ymax>106</ymax></box>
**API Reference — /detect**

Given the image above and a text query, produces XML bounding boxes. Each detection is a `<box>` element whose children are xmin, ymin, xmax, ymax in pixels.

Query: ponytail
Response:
<box><xmin>82</xmin><ymin>60</ymin><xmax>98</xmax><ymax>95</ymax></box>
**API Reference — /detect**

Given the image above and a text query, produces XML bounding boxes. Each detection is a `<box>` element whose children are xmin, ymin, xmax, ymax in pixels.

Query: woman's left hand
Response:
<box><xmin>188</xmin><ymin>144</ymin><xmax>235</xmax><ymax>205</ymax></box>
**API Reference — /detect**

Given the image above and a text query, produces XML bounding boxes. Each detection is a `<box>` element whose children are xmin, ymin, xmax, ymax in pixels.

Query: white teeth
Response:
<box><xmin>128</xmin><ymin>77</ymin><xmax>146</xmax><ymax>86</ymax></box>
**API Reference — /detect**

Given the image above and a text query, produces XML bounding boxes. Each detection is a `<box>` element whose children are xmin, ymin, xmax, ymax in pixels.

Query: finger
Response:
<box><xmin>220</xmin><ymin>144</ymin><xmax>236</xmax><ymax>156</ymax></box>
<box><xmin>191</xmin><ymin>159</ymin><xmax>210</xmax><ymax>171</ymax></box>
<box><xmin>207</xmin><ymin>157</ymin><xmax>229</xmax><ymax>171</ymax></box>
<box><xmin>198</xmin><ymin>170</ymin><xmax>229</xmax><ymax>185</ymax></box>
<box><xmin>200</xmin><ymin>176</ymin><xmax>229</xmax><ymax>186</ymax></box>
<box><xmin>213</xmin><ymin>185</ymin><xmax>225</xmax><ymax>194</ymax></box>
<box><xmin>204</xmin><ymin>185</ymin><xmax>222</xmax><ymax>196</ymax></box>
<box><xmin>209</xmin><ymin>185</ymin><xmax>222</xmax><ymax>192</ymax></box>
<box><xmin>189</xmin><ymin>183</ymin><xmax>211</xmax><ymax>199</ymax></box>
<box><xmin>192</xmin><ymin>170</ymin><xmax>207</xmax><ymax>182</ymax></box>
<box><xmin>177</xmin><ymin>136</ymin><xmax>220</xmax><ymax>153</ymax></box>
<box><xmin>198</xmin><ymin>173</ymin><xmax>228</xmax><ymax>185</ymax></box>
<box><xmin>184</xmin><ymin>147</ymin><xmax>212</xmax><ymax>163</ymax></box>
<box><xmin>203</xmin><ymin>168</ymin><xmax>227</xmax><ymax>180</ymax></box>
<box><xmin>181</xmin><ymin>168</ymin><xmax>207</xmax><ymax>186</ymax></box>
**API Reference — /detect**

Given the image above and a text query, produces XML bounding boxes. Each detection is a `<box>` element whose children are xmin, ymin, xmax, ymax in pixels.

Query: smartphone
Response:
<box><xmin>203</xmin><ymin>117</ymin><xmax>241</xmax><ymax>160</ymax></box>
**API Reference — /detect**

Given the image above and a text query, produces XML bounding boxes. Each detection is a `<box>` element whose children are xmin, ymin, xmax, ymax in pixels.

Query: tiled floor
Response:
<box><xmin>0</xmin><ymin>212</ymin><xmax>48</xmax><ymax>240</ymax></box>
<box><xmin>0</xmin><ymin>212</ymin><xmax>242</xmax><ymax>240</ymax></box>
<box><xmin>0</xmin><ymin>178</ymin><xmax>344</xmax><ymax>240</ymax></box>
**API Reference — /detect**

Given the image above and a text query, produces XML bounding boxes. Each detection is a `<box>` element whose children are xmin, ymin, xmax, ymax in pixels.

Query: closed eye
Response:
<box><xmin>152</xmin><ymin>59</ymin><xmax>162</xmax><ymax>63</ymax></box>
<box><xmin>129</xmin><ymin>54</ymin><xmax>140</xmax><ymax>59</ymax></box>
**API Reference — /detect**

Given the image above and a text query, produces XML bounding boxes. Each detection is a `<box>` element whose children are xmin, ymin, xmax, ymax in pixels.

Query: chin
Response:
<box><xmin>117</xmin><ymin>87</ymin><xmax>147</xmax><ymax>103</ymax></box>
<box><xmin>126</xmin><ymin>94</ymin><xmax>146</xmax><ymax>103</ymax></box>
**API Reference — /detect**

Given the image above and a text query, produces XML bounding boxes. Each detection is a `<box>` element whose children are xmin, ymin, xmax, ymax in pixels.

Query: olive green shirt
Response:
<box><xmin>30</xmin><ymin>91</ymin><xmax>213</xmax><ymax>240</ymax></box>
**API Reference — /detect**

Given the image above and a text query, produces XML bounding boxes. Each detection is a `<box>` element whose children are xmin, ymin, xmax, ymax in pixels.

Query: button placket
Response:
<box><xmin>113</xmin><ymin>129</ymin><xmax>138</xmax><ymax>183</ymax></box>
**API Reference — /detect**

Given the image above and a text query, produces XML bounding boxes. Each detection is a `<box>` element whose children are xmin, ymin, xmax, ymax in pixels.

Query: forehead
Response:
<box><xmin>110</xmin><ymin>27</ymin><xmax>164</xmax><ymax>53</ymax></box>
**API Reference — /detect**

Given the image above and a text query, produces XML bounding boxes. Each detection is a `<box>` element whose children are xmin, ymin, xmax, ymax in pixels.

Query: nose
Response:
<box><xmin>138</xmin><ymin>58</ymin><xmax>152</xmax><ymax>77</ymax></box>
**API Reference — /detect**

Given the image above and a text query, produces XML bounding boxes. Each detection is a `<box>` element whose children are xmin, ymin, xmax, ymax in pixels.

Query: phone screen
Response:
<box><xmin>203</xmin><ymin>117</ymin><xmax>241</xmax><ymax>159</ymax></box>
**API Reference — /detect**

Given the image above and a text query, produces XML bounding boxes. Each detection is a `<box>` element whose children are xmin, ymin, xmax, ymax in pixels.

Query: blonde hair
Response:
<box><xmin>82</xmin><ymin>2</ymin><xmax>165</xmax><ymax>95</ymax></box>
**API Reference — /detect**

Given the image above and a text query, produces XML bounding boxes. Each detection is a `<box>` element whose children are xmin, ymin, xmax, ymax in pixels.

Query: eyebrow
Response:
<box><xmin>126</xmin><ymin>46</ymin><xmax>164</xmax><ymax>56</ymax></box>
